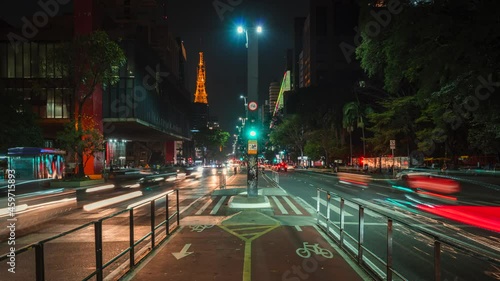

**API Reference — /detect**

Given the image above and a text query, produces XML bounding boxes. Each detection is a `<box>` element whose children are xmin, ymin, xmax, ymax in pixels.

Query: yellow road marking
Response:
<box><xmin>218</xmin><ymin>224</ymin><xmax>279</xmax><ymax>281</ymax></box>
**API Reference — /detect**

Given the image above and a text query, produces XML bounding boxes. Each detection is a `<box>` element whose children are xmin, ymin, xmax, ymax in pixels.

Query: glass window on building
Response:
<box><xmin>31</xmin><ymin>42</ymin><xmax>39</xmax><ymax>78</ymax></box>
<box><xmin>38</xmin><ymin>89</ymin><xmax>48</xmax><ymax>118</ymax></box>
<box><xmin>46</xmin><ymin>43</ymin><xmax>54</xmax><ymax>78</ymax></box>
<box><xmin>47</xmin><ymin>88</ymin><xmax>55</xmax><ymax>118</ymax></box>
<box><xmin>54</xmin><ymin>88</ymin><xmax>67</xmax><ymax>118</ymax></box>
<box><xmin>63</xmin><ymin>89</ymin><xmax>69</xmax><ymax>118</ymax></box>
<box><xmin>44</xmin><ymin>140</ymin><xmax>54</xmax><ymax>148</ymax></box>
<box><xmin>0</xmin><ymin>43</ymin><xmax>7</xmax><ymax>78</ymax></box>
<box><xmin>23</xmin><ymin>42</ymin><xmax>31</xmax><ymax>78</ymax></box>
<box><xmin>39</xmin><ymin>43</ymin><xmax>47</xmax><ymax>78</ymax></box>
<box><xmin>7</xmin><ymin>44</ymin><xmax>15</xmax><ymax>78</ymax></box>
<box><xmin>15</xmin><ymin>44</ymin><xmax>23</xmax><ymax>78</ymax></box>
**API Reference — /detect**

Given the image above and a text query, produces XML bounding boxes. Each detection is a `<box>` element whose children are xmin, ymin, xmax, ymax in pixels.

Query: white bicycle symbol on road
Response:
<box><xmin>296</xmin><ymin>242</ymin><xmax>333</xmax><ymax>259</ymax></box>
<box><xmin>189</xmin><ymin>225</ymin><xmax>214</xmax><ymax>233</ymax></box>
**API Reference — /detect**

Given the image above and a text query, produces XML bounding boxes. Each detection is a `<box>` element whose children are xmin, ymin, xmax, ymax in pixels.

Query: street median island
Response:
<box><xmin>50</xmin><ymin>178</ymin><xmax>105</xmax><ymax>188</ymax></box>
<box><xmin>228</xmin><ymin>194</ymin><xmax>272</xmax><ymax>209</ymax></box>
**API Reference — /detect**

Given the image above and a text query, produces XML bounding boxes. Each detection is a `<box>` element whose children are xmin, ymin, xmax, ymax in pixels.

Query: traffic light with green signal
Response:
<box><xmin>247</xmin><ymin>127</ymin><xmax>258</xmax><ymax>139</ymax></box>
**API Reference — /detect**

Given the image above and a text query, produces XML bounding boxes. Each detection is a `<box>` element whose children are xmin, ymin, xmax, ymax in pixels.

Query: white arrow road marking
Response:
<box><xmin>172</xmin><ymin>244</ymin><xmax>193</xmax><ymax>260</ymax></box>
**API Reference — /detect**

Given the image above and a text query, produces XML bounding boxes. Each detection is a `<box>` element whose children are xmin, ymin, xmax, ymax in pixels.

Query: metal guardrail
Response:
<box><xmin>219</xmin><ymin>171</ymin><xmax>227</xmax><ymax>189</ymax></box>
<box><xmin>315</xmin><ymin>188</ymin><xmax>500</xmax><ymax>281</ymax></box>
<box><xmin>0</xmin><ymin>189</ymin><xmax>181</xmax><ymax>281</ymax></box>
<box><xmin>271</xmin><ymin>170</ymin><xmax>279</xmax><ymax>184</ymax></box>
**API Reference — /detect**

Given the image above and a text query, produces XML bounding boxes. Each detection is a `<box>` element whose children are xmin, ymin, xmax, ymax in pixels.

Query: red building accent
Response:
<box><xmin>75</xmin><ymin>0</ymin><xmax>104</xmax><ymax>175</ymax></box>
<box><xmin>165</xmin><ymin>142</ymin><xmax>175</xmax><ymax>165</ymax></box>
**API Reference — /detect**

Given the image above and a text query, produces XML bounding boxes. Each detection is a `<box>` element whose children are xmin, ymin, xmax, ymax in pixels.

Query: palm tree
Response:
<box><xmin>343</xmin><ymin>100</ymin><xmax>373</xmax><ymax>158</ymax></box>
<box><xmin>343</xmin><ymin>106</ymin><xmax>356</xmax><ymax>165</ymax></box>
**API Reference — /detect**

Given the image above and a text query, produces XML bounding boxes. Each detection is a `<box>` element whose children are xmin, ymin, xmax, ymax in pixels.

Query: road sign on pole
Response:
<box><xmin>248</xmin><ymin>140</ymin><xmax>257</xmax><ymax>155</ymax></box>
<box><xmin>248</xmin><ymin>101</ymin><xmax>258</xmax><ymax>111</ymax></box>
<box><xmin>390</xmin><ymin>140</ymin><xmax>396</xmax><ymax>178</ymax></box>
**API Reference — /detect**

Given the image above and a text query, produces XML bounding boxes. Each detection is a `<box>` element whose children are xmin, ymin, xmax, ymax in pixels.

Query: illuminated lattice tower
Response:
<box><xmin>194</xmin><ymin>52</ymin><xmax>208</xmax><ymax>104</ymax></box>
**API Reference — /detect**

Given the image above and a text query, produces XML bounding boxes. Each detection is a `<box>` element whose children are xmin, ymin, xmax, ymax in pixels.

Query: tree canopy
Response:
<box><xmin>53</xmin><ymin>30</ymin><xmax>126</xmax><ymax>176</ymax></box>
<box><xmin>192</xmin><ymin>127</ymin><xmax>230</xmax><ymax>163</ymax></box>
<box><xmin>356</xmin><ymin>0</ymin><xmax>500</xmax><ymax>160</ymax></box>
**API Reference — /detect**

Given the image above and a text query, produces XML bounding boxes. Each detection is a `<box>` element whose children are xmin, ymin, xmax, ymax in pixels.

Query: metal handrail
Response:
<box><xmin>0</xmin><ymin>189</ymin><xmax>180</xmax><ymax>281</ymax></box>
<box><xmin>315</xmin><ymin>187</ymin><xmax>500</xmax><ymax>281</ymax></box>
<box><xmin>271</xmin><ymin>170</ymin><xmax>279</xmax><ymax>184</ymax></box>
<box><xmin>219</xmin><ymin>172</ymin><xmax>227</xmax><ymax>188</ymax></box>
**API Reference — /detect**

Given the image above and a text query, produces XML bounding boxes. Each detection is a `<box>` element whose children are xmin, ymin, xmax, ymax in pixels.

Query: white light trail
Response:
<box><xmin>83</xmin><ymin>191</ymin><xmax>143</xmax><ymax>211</ymax></box>
<box><xmin>86</xmin><ymin>184</ymin><xmax>115</xmax><ymax>193</ymax></box>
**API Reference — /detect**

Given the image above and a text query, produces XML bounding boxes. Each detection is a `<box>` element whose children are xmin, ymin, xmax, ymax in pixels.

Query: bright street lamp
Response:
<box><xmin>240</xmin><ymin>95</ymin><xmax>248</xmax><ymax>106</ymax></box>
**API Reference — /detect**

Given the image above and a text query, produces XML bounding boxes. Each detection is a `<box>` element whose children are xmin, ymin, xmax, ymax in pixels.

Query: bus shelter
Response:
<box><xmin>8</xmin><ymin>147</ymin><xmax>66</xmax><ymax>180</ymax></box>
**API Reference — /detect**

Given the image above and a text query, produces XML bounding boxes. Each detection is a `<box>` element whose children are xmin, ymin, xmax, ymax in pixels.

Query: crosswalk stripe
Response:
<box><xmin>196</xmin><ymin>199</ymin><xmax>213</xmax><ymax>215</ymax></box>
<box><xmin>210</xmin><ymin>196</ymin><xmax>227</xmax><ymax>215</ymax></box>
<box><xmin>271</xmin><ymin>196</ymin><xmax>288</xmax><ymax>214</ymax></box>
<box><xmin>283</xmin><ymin>196</ymin><xmax>302</xmax><ymax>215</ymax></box>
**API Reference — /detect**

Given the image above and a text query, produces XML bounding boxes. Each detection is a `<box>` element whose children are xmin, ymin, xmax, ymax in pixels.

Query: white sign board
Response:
<box><xmin>390</xmin><ymin>140</ymin><xmax>396</xmax><ymax>150</ymax></box>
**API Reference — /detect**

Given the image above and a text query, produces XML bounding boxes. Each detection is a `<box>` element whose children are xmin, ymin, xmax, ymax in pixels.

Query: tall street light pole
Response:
<box><xmin>240</xmin><ymin>95</ymin><xmax>248</xmax><ymax>121</ymax></box>
<box><xmin>238</xmin><ymin>24</ymin><xmax>262</xmax><ymax>197</ymax></box>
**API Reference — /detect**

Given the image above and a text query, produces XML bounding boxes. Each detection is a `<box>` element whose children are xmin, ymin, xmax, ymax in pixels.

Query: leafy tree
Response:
<box><xmin>53</xmin><ymin>30</ymin><xmax>126</xmax><ymax>176</ymax></box>
<box><xmin>305</xmin><ymin>128</ymin><xmax>341</xmax><ymax>166</ymax></box>
<box><xmin>192</xmin><ymin>127</ymin><xmax>230</xmax><ymax>163</ymax></box>
<box><xmin>356</xmin><ymin>0</ymin><xmax>500</xmax><ymax>161</ymax></box>
<box><xmin>343</xmin><ymin>100</ymin><xmax>373</xmax><ymax>157</ymax></box>
<box><xmin>343</xmin><ymin>103</ymin><xmax>356</xmax><ymax>164</ymax></box>
<box><xmin>57</xmin><ymin>115</ymin><xmax>104</xmax><ymax>175</ymax></box>
<box><xmin>0</xmin><ymin>91</ymin><xmax>44</xmax><ymax>152</ymax></box>
<box><xmin>269</xmin><ymin>114</ymin><xmax>308</xmax><ymax>160</ymax></box>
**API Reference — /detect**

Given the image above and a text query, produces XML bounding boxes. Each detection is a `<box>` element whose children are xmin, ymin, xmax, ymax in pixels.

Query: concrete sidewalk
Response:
<box><xmin>120</xmin><ymin>172</ymin><xmax>374</xmax><ymax>281</ymax></box>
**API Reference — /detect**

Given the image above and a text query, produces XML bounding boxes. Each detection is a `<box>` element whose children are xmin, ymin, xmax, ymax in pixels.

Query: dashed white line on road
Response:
<box><xmin>210</xmin><ymin>196</ymin><xmax>227</xmax><ymax>215</ymax></box>
<box><xmin>196</xmin><ymin>199</ymin><xmax>213</xmax><ymax>215</ymax></box>
<box><xmin>272</xmin><ymin>196</ymin><xmax>288</xmax><ymax>214</ymax></box>
<box><xmin>283</xmin><ymin>196</ymin><xmax>302</xmax><ymax>215</ymax></box>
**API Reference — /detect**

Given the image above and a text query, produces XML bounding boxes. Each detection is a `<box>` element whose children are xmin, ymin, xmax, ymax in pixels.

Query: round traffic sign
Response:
<box><xmin>248</xmin><ymin>101</ymin><xmax>258</xmax><ymax>111</ymax></box>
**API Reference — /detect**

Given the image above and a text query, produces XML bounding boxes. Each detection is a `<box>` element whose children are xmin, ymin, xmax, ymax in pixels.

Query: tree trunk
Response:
<box><xmin>349</xmin><ymin>132</ymin><xmax>353</xmax><ymax>165</ymax></box>
<box><xmin>77</xmin><ymin>151</ymin><xmax>85</xmax><ymax>177</ymax></box>
<box><xmin>362</xmin><ymin>127</ymin><xmax>366</xmax><ymax>157</ymax></box>
<box><xmin>76</xmin><ymin>101</ymin><xmax>85</xmax><ymax>177</ymax></box>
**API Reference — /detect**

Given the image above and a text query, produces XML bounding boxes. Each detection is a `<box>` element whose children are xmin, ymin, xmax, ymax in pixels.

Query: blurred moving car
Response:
<box><xmin>402</xmin><ymin>174</ymin><xmax>460</xmax><ymax>194</ymax></box>
<box><xmin>273</xmin><ymin>162</ymin><xmax>288</xmax><ymax>172</ymax></box>
<box><xmin>395</xmin><ymin>167</ymin><xmax>434</xmax><ymax>180</ymax></box>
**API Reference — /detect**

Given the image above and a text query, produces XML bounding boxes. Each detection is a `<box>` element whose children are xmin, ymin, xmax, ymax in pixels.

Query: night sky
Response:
<box><xmin>166</xmin><ymin>0</ymin><xmax>309</xmax><ymax>133</ymax></box>
<box><xmin>1</xmin><ymin>0</ymin><xmax>309</xmax><ymax>133</ymax></box>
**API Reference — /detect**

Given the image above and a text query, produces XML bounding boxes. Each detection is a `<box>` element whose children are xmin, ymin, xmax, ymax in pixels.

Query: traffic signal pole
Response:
<box><xmin>246</xmin><ymin>30</ymin><xmax>259</xmax><ymax>197</ymax></box>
